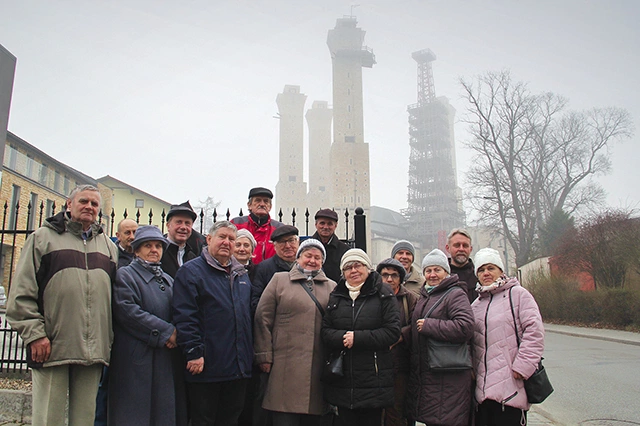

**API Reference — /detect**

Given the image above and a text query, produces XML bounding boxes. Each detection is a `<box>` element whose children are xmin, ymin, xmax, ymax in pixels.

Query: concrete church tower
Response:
<box><xmin>306</xmin><ymin>100</ymin><xmax>333</xmax><ymax>216</ymax></box>
<box><xmin>275</xmin><ymin>85</ymin><xmax>307</xmax><ymax>217</ymax></box>
<box><xmin>327</xmin><ymin>17</ymin><xmax>375</xmax><ymax>230</ymax></box>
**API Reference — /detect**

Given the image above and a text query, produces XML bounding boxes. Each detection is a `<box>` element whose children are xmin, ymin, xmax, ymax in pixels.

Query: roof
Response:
<box><xmin>370</xmin><ymin>205</ymin><xmax>411</xmax><ymax>239</ymax></box>
<box><xmin>6</xmin><ymin>131</ymin><xmax>97</xmax><ymax>185</ymax></box>
<box><xmin>96</xmin><ymin>175</ymin><xmax>172</xmax><ymax>206</ymax></box>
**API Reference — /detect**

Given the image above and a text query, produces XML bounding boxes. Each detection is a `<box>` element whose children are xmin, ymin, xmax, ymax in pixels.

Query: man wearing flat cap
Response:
<box><xmin>162</xmin><ymin>201</ymin><xmax>198</xmax><ymax>278</ymax></box>
<box><xmin>231</xmin><ymin>187</ymin><xmax>283</xmax><ymax>265</ymax></box>
<box><xmin>311</xmin><ymin>208</ymin><xmax>350</xmax><ymax>283</ymax></box>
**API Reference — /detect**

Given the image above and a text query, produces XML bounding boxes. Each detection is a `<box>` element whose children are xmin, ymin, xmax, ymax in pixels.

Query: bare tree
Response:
<box><xmin>461</xmin><ymin>71</ymin><xmax>633</xmax><ymax>267</ymax></box>
<box><xmin>193</xmin><ymin>196</ymin><xmax>221</xmax><ymax>234</ymax></box>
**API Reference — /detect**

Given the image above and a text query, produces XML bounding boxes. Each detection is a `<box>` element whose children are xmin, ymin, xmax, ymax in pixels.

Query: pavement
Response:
<box><xmin>1</xmin><ymin>322</ymin><xmax>638</xmax><ymax>425</ymax></box>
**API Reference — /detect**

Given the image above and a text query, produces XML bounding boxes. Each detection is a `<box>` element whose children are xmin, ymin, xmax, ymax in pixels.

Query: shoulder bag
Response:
<box><xmin>423</xmin><ymin>287</ymin><xmax>472</xmax><ymax>371</ymax></box>
<box><xmin>509</xmin><ymin>287</ymin><xmax>554</xmax><ymax>403</ymax></box>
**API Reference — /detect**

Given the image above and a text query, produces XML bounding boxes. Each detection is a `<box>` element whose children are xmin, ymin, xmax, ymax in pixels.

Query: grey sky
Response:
<box><xmin>1</xmin><ymin>0</ymin><xmax>638</xmax><ymax>218</ymax></box>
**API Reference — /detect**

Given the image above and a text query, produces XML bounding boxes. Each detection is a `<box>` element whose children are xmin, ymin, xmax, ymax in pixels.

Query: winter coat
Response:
<box><xmin>311</xmin><ymin>232</ymin><xmax>350</xmax><ymax>283</ymax></box>
<box><xmin>160</xmin><ymin>240</ymin><xmax>198</xmax><ymax>279</ymax></box>
<box><xmin>472</xmin><ymin>278</ymin><xmax>545</xmax><ymax>411</ymax></box>
<box><xmin>449</xmin><ymin>259</ymin><xmax>477</xmax><ymax>303</ymax></box>
<box><xmin>6</xmin><ymin>211</ymin><xmax>117</xmax><ymax>368</ymax></box>
<box><xmin>231</xmin><ymin>213</ymin><xmax>284</xmax><ymax>264</ymax></box>
<box><xmin>254</xmin><ymin>267</ymin><xmax>336</xmax><ymax>415</ymax></box>
<box><xmin>117</xmin><ymin>243</ymin><xmax>135</xmax><ymax>269</ymax></box>
<box><xmin>405</xmin><ymin>275</ymin><xmax>474</xmax><ymax>426</ymax></box>
<box><xmin>392</xmin><ymin>284</ymin><xmax>419</xmax><ymax>373</ymax></box>
<box><xmin>404</xmin><ymin>265</ymin><xmax>425</xmax><ymax>296</ymax></box>
<box><xmin>109</xmin><ymin>259</ymin><xmax>184</xmax><ymax>426</ymax></box>
<box><xmin>251</xmin><ymin>254</ymin><xmax>294</xmax><ymax>314</ymax></box>
<box><xmin>321</xmin><ymin>271</ymin><xmax>401</xmax><ymax>409</ymax></box>
<box><xmin>173</xmin><ymin>251</ymin><xmax>253</xmax><ymax>383</ymax></box>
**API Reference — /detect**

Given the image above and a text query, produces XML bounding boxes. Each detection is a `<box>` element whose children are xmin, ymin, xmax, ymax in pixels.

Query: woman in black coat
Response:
<box><xmin>321</xmin><ymin>249</ymin><xmax>401</xmax><ymax>426</ymax></box>
<box><xmin>108</xmin><ymin>226</ymin><xmax>184</xmax><ymax>426</ymax></box>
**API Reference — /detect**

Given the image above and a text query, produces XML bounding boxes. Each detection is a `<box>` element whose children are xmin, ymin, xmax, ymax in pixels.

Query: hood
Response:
<box><xmin>44</xmin><ymin>211</ymin><xmax>104</xmax><ymax>237</ymax></box>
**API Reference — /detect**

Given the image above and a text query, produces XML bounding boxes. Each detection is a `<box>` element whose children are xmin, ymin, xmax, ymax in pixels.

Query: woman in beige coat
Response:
<box><xmin>254</xmin><ymin>238</ymin><xmax>337</xmax><ymax>426</ymax></box>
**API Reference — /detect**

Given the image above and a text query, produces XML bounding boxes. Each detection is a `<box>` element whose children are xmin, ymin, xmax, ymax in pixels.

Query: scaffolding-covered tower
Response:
<box><xmin>405</xmin><ymin>49</ymin><xmax>465</xmax><ymax>250</ymax></box>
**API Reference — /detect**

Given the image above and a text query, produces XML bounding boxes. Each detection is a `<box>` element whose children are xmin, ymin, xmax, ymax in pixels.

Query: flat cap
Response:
<box><xmin>315</xmin><ymin>208</ymin><xmax>339</xmax><ymax>221</ymax></box>
<box><xmin>167</xmin><ymin>201</ymin><xmax>197</xmax><ymax>222</ymax></box>
<box><xmin>270</xmin><ymin>225</ymin><xmax>298</xmax><ymax>242</ymax></box>
<box><xmin>248</xmin><ymin>187</ymin><xmax>273</xmax><ymax>199</ymax></box>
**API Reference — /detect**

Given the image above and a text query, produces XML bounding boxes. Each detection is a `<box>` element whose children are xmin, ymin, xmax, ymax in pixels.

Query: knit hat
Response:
<box><xmin>421</xmin><ymin>249</ymin><xmax>451</xmax><ymax>274</ymax></box>
<box><xmin>236</xmin><ymin>229</ymin><xmax>257</xmax><ymax>251</ymax></box>
<box><xmin>167</xmin><ymin>201</ymin><xmax>197</xmax><ymax>222</ymax></box>
<box><xmin>473</xmin><ymin>248</ymin><xmax>505</xmax><ymax>275</ymax></box>
<box><xmin>340</xmin><ymin>248</ymin><xmax>373</xmax><ymax>271</ymax></box>
<box><xmin>296</xmin><ymin>238</ymin><xmax>326</xmax><ymax>263</ymax></box>
<box><xmin>376</xmin><ymin>258</ymin><xmax>406</xmax><ymax>282</ymax></box>
<box><xmin>131</xmin><ymin>225</ymin><xmax>169</xmax><ymax>252</ymax></box>
<box><xmin>391</xmin><ymin>240</ymin><xmax>416</xmax><ymax>259</ymax></box>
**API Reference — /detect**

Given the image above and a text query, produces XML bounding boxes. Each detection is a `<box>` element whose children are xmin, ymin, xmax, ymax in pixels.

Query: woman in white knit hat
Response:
<box><xmin>405</xmin><ymin>248</ymin><xmax>474</xmax><ymax>426</ymax></box>
<box><xmin>471</xmin><ymin>248</ymin><xmax>545</xmax><ymax>426</ymax></box>
<box><xmin>321</xmin><ymin>249</ymin><xmax>401</xmax><ymax>426</ymax></box>
<box><xmin>253</xmin><ymin>238</ymin><xmax>336</xmax><ymax>426</ymax></box>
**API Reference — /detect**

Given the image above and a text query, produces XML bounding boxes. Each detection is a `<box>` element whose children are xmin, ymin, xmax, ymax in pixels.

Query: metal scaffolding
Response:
<box><xmin>404</xmin><ymin>49</ymin><xmax>465</xmax><ymax>249</ymax></box>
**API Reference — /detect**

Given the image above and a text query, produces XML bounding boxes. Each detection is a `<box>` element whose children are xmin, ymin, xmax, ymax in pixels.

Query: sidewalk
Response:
<box><xmin>544</xmin><ymin>322</ymin><xmax>640</xmax><ymax>346</ymax></box>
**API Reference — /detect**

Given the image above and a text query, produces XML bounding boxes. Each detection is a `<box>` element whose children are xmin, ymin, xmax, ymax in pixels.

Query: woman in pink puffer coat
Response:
<box><xmin>471</xmin><ymin>248</ymin><xmax>545</xmax><ymax>426</ymax></box>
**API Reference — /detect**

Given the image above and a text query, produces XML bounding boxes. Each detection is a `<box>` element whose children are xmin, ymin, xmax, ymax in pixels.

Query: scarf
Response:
<box><xmin>475</xmin><ymin>273</ymin><xmax>509</xmax><ymax>293</ymax></box>
<box><xmin>135</xmin><ymin>257</ymin><xmax>164</xmax><ymax>278</ymax></box>
<box><xmin>345</xmin><ymin>281</ymin><xmax>365</xmax><ymax>300</ymax></box>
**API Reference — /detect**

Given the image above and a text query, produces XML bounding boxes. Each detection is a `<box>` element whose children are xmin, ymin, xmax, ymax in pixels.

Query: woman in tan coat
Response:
<box><xmin>254</xmin><ymin>238</ymin><xmax>337</xmax><ymax>426</ymax></box>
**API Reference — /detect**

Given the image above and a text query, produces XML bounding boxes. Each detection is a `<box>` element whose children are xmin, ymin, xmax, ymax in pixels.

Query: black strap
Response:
<box><xmin>300</xmin><ymin>281</ymin><xmax>325</xmax><ymax>316</ymax></box>
<box><xmin>424</xmin><ymin>287</ymin><xmax>458</xmax><ymax>318</ymax></box>
<box><xmin>402</xmin><ymin>296</ymin><xmax>410</xmax><ymax>326</ymax></box>
<box><xmin>508</xmin><ymin>286</ymin><xmax>521</xmax><ymax>347</ymax></box>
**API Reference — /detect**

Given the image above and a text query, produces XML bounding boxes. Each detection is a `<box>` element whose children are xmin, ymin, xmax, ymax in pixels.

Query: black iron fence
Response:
<box><xmin>0</xmin><ymin>200</ymin><xmax>366</xmax><ymax>374</ymax></box>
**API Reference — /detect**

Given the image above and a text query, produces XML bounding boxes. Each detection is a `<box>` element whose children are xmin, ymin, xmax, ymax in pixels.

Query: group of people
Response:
<box><xmin>6</xmin><ymin>184</ymin><xmax>545</xmax><ymax>426</ymax></box>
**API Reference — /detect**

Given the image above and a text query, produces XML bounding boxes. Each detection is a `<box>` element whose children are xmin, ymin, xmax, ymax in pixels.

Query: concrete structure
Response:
<box><xmin>305</xmin><ymin>100</ymin><xmax>333</xmax><ymax>215</ymax></box>
<box><xmin>0</xmin><ymin>45</ymin><xmax>16</xmax><ymax>183</ymax></box>
<box><xmin>369</xmin><ymin>205</ymin><xmax>424</xmax><ymax>266</ymax></box>
<box><xmin>405</xmin><ymin>49</ymin><xmax>465</xmax><ymax>251</ymax></box>
<box><xmin>97</xmin><ymin>175</ymin><xmax>172</xmax><ymax>233</ymax></box>
<box><xmin>275</xmin><ymin>85</ymin><xmax>307</xmax><ymax>218</ymax></box>
<box><xmin>327</xmin><ymin>17</ymin><xmax>375</xmax><ymax>238</ymax></box>
<box><xmin>1</xmin><ymin>131</ymin><xmax>97</xmax><ymax>294</ymax></box>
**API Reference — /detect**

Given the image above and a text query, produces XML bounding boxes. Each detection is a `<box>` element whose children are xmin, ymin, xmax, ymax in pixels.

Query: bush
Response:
<box><xmin>527</xmin><ymin>274</ymin><xmax>640</xmax><ymax>329</ymax></box>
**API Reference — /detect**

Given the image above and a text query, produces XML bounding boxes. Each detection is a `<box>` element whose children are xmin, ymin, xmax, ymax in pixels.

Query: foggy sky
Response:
<box><xmin>1</xmin><ymin>0</ymin><xmax>638</xmax><ymax>219</ymax></box>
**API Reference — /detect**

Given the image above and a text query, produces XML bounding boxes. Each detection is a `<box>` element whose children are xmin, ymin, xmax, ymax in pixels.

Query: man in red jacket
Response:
<box><xmin>231</xmin><ymin>187</ymin><xmax>283</xmax><ymax>264</ymax></box>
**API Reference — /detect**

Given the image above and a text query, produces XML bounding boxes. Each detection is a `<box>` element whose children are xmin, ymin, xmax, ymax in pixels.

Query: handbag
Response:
<box><xmin>509</xmin><ymin>287</ymin><xmax>554</xmax><ymax>403</ymax></box>
<box><xmin>322</xmin><ymin>350</ymin><xmax>345</xmax><ymax>383</ymax></box>
<box><xmin>423</xmin><ymin>287</ymin><xmax>472</xmax><ymax>371</ymax></box>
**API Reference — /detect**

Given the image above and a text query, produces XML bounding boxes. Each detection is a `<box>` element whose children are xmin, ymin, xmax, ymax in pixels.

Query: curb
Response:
<box><xmin>0</xmin><ymin>389</ymin><xmax>31</xmax><ymax>424</ymax></box>
<box><xmin>545</xmin><ymin>328</ymin><xmax>640</xmax><ymax>347</ymax></box>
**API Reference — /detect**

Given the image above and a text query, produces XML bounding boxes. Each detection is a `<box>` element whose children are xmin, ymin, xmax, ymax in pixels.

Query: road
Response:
<box><xmin>539</xmin><ymin>329</ymin><xmax>640</xmax><ymax>425</ymax></box>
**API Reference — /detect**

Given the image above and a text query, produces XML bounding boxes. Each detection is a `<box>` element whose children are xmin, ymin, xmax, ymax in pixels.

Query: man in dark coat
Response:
<box><xmin>173</xmin><ymin>221</ymin><xmax>252</xmax><ymax>425</ymax></box>
<box><xmin>250</xmin><ymin>225</ymin><xmax>299</xmax><ymax>314</ymax></box>
<box><xmin>446</xmin><ymin>228</ymin><xmax>477</xmax><ymax>303</ymax></box>
<box><xmin>162</xmin><ymin>201</ymin><xmax>198</xmax><ymax>278</ymax></box>
<box><xmin>115</xmin><ymin>218</ymin><xmax>138</xmax><ymax>269</ymax></box>
<box><xmin>311</xmin><ymin>208</ymin><xmax>350</xmax><ymax>283</ymax></box>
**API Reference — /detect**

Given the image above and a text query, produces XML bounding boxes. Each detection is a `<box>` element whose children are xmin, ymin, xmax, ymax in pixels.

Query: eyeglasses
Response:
<box><xmin>276</xmin><ymin>237</ymin><xmax>298</xmax><ymax>246</ymax></box>
<box><xmin>342</xmin><ymin>262</ymin><xmax>365</xmax><ymax>272</ymax></box>
<box><xmin>381</xmin><ymin>273</ymin><xmax>400</xmax><ymax>280</ymax></box>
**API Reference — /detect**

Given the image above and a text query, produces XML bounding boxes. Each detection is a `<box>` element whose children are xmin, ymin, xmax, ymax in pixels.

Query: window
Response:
<box><xmin>345</xmin><ymin>136</ymin><xmax>355</xmax><ymax>143</ymax></box>
<box><xmin>26</xmin><ymin>156</ymin><xmax>35</xmax><ymax>179</ymax></box>
<box><xmin>319</xmin><ymin>186</ymin><xmax>325</xmax><ymax>192</ymax></box>
<box><xmin>8</xmin><ymin>185</ymin><xmax>21</xmax><ymax>230</ymax></box>
<box><xmin>63</xmin><ymin>176</ymin><xmax>70</xmax><ymax>195</ymax></box>
<box><xmin>8</xmin><ymin>146</ymin><xmax>17</xmax><ymax>170</ymax></box>
<box><xmin>28</xmin><ymin>193</ymin><xmax>38</xmax><ymax>229</ymax></box>
<box><xmin>348</xmin><ymin>105</ymin><xmax>351</xmax><ymax>112</ymax></box>
<box><xmin>46</xmin><ymin>199</ymin><xmax>55</xmax><ymax>217</ymax></box>
<box><xmin>135</xmin><ymin>199</ymin><xmax>144</xmax><ymax>209</ymax></box>
<box><xmin>39</xmin><ymin>164</ymin><xmax>49</xmax><ymax>185</ymax></box>
<box><xmin>54</xmin><ymin>172</ymin><xmax>61</xmax><ymax>193</ymax></box>
<box><xmin>288</xmin><ymin>176</ymin><xmax>296</xmax><ymax>182</ymax></box>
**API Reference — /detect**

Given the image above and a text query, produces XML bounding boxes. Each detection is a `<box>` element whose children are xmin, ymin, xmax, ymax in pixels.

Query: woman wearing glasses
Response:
<box><xmin>321</xmin><ymin>249</ymin><xmax>401</xmax><ymax>426</ymax></box>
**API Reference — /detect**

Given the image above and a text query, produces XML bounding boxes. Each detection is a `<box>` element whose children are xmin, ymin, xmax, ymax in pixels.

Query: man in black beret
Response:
<box><xmin>231</xmin><ymin>187</ymin><xmax>283</xmax><ymax>265</ymax></box>
<box><xmin>311</xmin><ymin>208</ymin><xmax>350</xmax><ymax>282</ymax></box>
